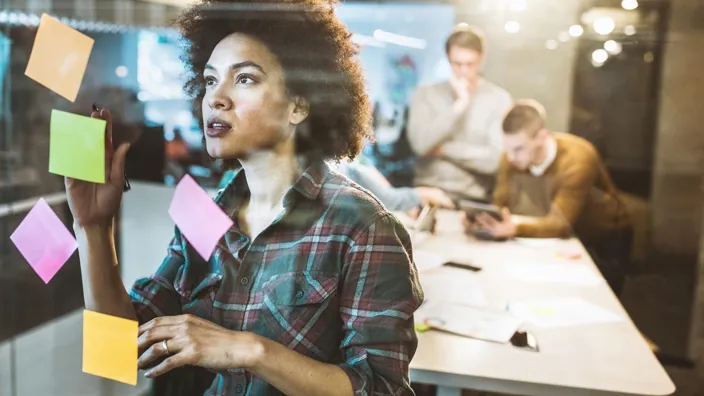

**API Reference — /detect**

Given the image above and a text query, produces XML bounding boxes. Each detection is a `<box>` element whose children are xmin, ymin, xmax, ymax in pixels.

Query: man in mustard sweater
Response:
<box><xmin>467</xmin><ymin>99</ymin><xmax>632</xmax><ymax>293</ymax></box>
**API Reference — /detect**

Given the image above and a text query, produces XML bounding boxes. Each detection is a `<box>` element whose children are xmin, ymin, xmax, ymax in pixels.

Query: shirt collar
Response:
<box><xmin>529</xmin><ymin>137</ymin><xmax>557</xmax><ymax>177</ymax></box>
<box><xmin>292</xmin><ymin>160</ymin><xmax>330</xmax><ymax>201</ymax></box>
<box><xmin>216</xmin><ymin>160</ymin><xmax>330</xmax><ymax>214</ymax></box>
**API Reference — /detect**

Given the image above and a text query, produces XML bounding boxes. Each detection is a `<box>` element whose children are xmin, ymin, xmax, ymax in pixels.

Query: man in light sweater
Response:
<box><xmin>408</xmin><ymin>25</ymin><xmax>513</xmax><ymax>202</ymax></box>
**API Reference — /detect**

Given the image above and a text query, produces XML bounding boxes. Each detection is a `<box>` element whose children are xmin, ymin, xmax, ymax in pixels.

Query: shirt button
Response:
<box><xmin>240</xmin><ymin>277</ymin><xmax>249</xmax><ymax>285</ymax></box>
<box><xmin>295</xmin><ymin>290</ymin><xmax>304</xmax><ymax>299</ymax></box>
<box><xmin>235</xmin><ymin>384</ymin><xmax>243</xmax><ymax>393</ymax></box>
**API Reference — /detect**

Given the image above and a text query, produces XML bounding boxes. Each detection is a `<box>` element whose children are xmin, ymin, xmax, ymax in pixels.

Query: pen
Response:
<box><xmin>93</xmin><ymin>103</ymin><xmax>130</xmax><ymax>192</ymax></box>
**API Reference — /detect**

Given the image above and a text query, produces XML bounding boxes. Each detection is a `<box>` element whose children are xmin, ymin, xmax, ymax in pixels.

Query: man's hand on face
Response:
<box><xmin>450</xmin><ymin>75</ymin><xmax>472</xmax><ymax>110</ymax></box>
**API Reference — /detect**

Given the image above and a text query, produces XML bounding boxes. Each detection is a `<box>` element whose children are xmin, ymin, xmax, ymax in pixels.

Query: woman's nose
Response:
<box><xmin>207</xmin><ymin>87</ymin><xmax>233</xmax><ymax>110</ymax></box>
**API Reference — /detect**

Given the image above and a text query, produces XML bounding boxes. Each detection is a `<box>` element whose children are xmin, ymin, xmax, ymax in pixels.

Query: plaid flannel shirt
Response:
<box><xmin>130</xmin><ymin>161</ymin><xmax>423</xmax><ymax>395</ymax></box>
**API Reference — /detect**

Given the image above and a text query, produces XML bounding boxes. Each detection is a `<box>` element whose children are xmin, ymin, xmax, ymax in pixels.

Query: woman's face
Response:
<box><xmin>202</xmin><ymin>33</ymin><xmax>299</xmax><ymax>159</ymax></box>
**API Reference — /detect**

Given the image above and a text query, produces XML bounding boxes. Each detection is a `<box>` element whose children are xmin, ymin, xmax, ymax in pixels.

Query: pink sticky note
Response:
<box><xmin>168</xmin><ymin>175</ymin><xmax>233</xmax><ymax>260</ymax></box>
<box><xmin>10</xmin><ymin>198</ymin><xmax>78</xmax><ymax>283</ymax></box>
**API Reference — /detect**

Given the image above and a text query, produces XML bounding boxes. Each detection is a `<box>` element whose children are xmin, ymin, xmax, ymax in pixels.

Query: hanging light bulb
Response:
<box><xmin>569</xmin><ymin>25</ymin><xmax>584</xmax><ymax>37</ymax></box>
<box><xmin>592</xmin><ymin>49</ymin><xmax>609</xmax><ymax>64</ymax></box>
<box><xmin>604</xmin><ymin>40</ymin><xmax>623</xmax><ymax>55</ymax></box>
<box><xmin>621</xmin><ymin>0</ymin><xmax>638</xmax><ymax>11</ymax></box>
<box><xmin>593</xmin><ymin>17</ymin><xmax>615</xmax><ymax>35</ymax></box>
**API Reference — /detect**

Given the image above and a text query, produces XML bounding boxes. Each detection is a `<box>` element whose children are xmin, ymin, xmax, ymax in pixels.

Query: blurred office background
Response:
<box><xmin>1</xmin><ymin>0</ymin><xmax>703</xmax><ymax>394</ymax></box>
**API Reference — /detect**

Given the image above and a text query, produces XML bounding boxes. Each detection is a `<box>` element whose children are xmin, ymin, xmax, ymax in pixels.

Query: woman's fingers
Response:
<box><xmin>109</xmin><ymin>143</ymin><xmax>131</xmax><ymax>186</ymax></box>
<box><xmin>101</xmin><ymin>109</ymin><xmax>115</xmax><ymax>156</ymax></box>
<box><xmin>144</xmin><ymin>351</ymin><xmax>191</xmax><ymax>378</ymax></box>
<box><xmin>138</xmin><ymin>338</ymin><xmax>171</xmax><ymax>370</ymax></box>
<box><xmin>139</xmin><ymin>336</ymin><xmax>190</xmax><ymax>374</ymax></box>
<box><xmin>138</xmin><ymin>323</ymin><xmax>182</xmax><ymax>352</ymax></box>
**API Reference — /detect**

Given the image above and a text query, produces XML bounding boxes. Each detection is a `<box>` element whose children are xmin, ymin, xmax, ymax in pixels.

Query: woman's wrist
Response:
<box><xmin>73</xmin><ymin>219</ymin><xmax>114</xmax><ymax>236</ymax></box>
<box><xmin>233</xmin><ymin>332</ymin><xmax>267</xmax><ymax>371</ymax></box>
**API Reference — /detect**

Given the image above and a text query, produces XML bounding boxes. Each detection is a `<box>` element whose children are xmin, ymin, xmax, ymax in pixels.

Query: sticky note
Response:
<box><xmin>10</xmin><ymin>198</ymin><xmax>78</xmax><ymax>283</ymax></box>
<box><xmin>169</xmin><ymin>174</ymin><xmax>233</xmax><ymax>260</ymax></box>
<box><xmin>49</xmin><ymin>109</ymin><xmax>106</xmax><ymax>183</ymax></box>
<box><xmin>83</xmin><ymin>310</ymin><xmax>138</xmax><ymax>385</ymax></box>
<box><xmin>25</xmin><ymin>14</ymin><xmax>94</xmax><ymax>102</ymax></box>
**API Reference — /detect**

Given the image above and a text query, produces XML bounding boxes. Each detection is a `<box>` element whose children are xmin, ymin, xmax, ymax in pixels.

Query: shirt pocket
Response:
<box><xmin>257</xmin><ymin>271</ymin><xmax>339</xmax><ymax>359</ymax></box>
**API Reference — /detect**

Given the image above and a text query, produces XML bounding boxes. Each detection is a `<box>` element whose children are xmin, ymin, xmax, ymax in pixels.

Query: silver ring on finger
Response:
<box><xmin>162</xmin><ymin>340</ymin><xmax>170</xmax><ymax>356</ymax></box>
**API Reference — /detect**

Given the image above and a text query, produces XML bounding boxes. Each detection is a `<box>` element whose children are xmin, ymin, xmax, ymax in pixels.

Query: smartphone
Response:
<box><xmin>459</xmin><ymin>200</ymin><xmax>503</xmax><ymax>221</ymax></box>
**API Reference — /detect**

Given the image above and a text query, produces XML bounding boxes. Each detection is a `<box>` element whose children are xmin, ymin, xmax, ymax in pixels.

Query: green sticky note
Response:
<box><xmin>49</xmin><ymin>109</ymin><xmax>106</xmax><ymax>183</ymax></box>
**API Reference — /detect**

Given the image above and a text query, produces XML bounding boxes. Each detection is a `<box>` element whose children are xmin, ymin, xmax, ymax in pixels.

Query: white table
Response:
<box><xmin>409</xmin><ymin>210</ymin><xmax>675</xmax><ymax>396</ymax></box>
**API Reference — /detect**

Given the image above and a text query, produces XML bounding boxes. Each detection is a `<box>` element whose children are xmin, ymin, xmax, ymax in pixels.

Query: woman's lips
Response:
<box><xmin>205</xmin><ymin>119</ymin><xmax>232</xmax><ymax>138</ymax></box>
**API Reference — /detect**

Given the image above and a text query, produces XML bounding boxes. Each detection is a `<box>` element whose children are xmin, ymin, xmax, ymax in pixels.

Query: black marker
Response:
<box><xmin>93</xmin><ymin>103</ymin><xmax>130</xmax><ymax>192</ymax></box>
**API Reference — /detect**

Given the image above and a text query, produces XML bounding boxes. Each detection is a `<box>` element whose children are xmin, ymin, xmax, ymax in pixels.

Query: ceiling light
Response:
<box><xmin>592</xmin><ymin>49</ymin><xmax>609</xmax><ymax>64</ymax></box>
<box><xmin>593</xmin><ymin>17</ymin><xmax>615</xmax><ymax>35</ymax></box>
<box><xmin>604</xmin><ymin>40</ymin><xmax>622</xmax><ymax>55</ymax></box>
<box><xmin>569</xmin><ymin>25</ymin><xmax>584</xmax><ymax>37</ymax></box>
<box><xmin>621</xmin><ymin>0</ymin><xmax>638</xmax><ymax>11</ymax></box>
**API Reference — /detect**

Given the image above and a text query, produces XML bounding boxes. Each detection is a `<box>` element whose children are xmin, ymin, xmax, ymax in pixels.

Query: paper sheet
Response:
<box><xmin>418</xmin><ymin>267</ymin><xmax>487</xmax><ymax>307</ymax></box>
<box><xmin>514</xmin><ymin>237</ymin><xmax>563</xmax><ymax>248</ymax></box>
<box><xmin>49</xmin><ymin>109</ymin><xmax>106</xmax><ymax>183</ymax></box>
<box><xmin>169</xmin><ymin>174</ymin><xmax>234</xmax><ymax>260</ymax></box>
<box><xmin>418</xmin><ymin>301</ymin><xmax>521</xmax><ymax>343</ymax></box>
<box><xmin>503</xmin><ymin>260</ymin><xmax>602</xmax><ymax>287</ymax></box>
<box><xmin>10</xmin><ymin>198</ymin><xmax>78</xmax><ymax>283</ymax></box>
<box><xmin>508</xmin><ymin>297</ymin><xmax>623</xmax><ymax>328</ymax></box>
<box><xmin>25</xmin><ymin>14</ymin><xmax>94</xmax><ymax>102</ymax></box>
<box><xmin>82</xmin><ymin>310</ymin><xmax>138</xmax><ymax>385</ymax></box>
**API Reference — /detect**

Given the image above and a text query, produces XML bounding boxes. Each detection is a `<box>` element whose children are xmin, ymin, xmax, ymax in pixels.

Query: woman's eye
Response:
<box><xmin>236</xmin><ymin>75</ymin><xmax>255</xmax><ymax>84</ymax></box>
<box><xmin>205</xmin><ymin>77</ymin><xmax>216</xmax><ymax>86</ymax></box>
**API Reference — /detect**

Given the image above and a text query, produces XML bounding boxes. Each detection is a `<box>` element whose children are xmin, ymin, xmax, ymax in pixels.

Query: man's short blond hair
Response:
<box><xmin>502</xmin><ymin>99</ymin><xmax>547</xmax><ymax>136</ymax></box>
<box><xmin>445</xmin><ymin>24</ymin><xmax>485</xmax><ymax>55</ymax></box>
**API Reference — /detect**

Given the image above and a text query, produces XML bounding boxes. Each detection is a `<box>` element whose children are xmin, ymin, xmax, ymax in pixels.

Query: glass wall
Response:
<box><xmin>1</xmin><ymin>0</ymin><xmax>703</xmax><ymax>395</ymax></box>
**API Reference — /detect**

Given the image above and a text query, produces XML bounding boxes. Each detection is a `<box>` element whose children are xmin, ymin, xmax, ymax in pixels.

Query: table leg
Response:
<box><xmin>436</xmin><ymin>385</ymin><xmax>462</xmax><ymax>396</ymax></box>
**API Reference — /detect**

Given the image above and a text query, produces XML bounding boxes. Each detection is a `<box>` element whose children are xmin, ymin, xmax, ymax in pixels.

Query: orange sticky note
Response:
<box><xmin>25</xmin><ymin>14</ymin><xmax>94</xmax><ymax>102</ymax></box>
<box><xmin>82</xmin><ymin>310</ymin><xmax>138</xmax><ymax>385</ymax></box>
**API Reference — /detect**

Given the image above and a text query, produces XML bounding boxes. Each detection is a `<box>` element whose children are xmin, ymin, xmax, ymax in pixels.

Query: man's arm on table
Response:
<box><xmin>515</xmin><ymin>156</ymin><xmax>599</xmax><ymax>238</ymax></box>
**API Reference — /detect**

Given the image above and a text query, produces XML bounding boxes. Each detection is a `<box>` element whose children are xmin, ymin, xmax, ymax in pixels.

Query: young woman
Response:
<box><xmin>65</xmin><ymin>0</ymin><xmax>423</xmax><ymax>395</ymax></box>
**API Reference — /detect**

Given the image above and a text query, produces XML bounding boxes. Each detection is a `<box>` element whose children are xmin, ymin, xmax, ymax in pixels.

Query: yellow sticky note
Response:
<box><xmin>25</xmin><ymin>14</ymin><xmax>94</xmax><ymax>102</ymax></box>
<box><xmin>82</xmin><ymin>310</ymin><xmax>138</xmax><ymax>385</ymax></box>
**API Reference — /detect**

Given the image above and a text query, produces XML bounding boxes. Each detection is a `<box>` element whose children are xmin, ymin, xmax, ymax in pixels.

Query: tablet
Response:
<box><xmin>458</xmin><ymin>200</ymin><xmax>503</xmax><ymax>221</ymax></box>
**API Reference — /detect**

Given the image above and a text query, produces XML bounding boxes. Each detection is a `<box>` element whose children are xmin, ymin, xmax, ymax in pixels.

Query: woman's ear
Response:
<box><xmin>289</xmin><ymin>96</ymin><xmax>310</xmax><ymax>125</ymax></box>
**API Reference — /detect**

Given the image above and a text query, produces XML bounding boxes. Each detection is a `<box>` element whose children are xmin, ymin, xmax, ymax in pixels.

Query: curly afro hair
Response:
<box><xmin>175</xmin><ymin>0</ymin><xmax>372</xmax><ymax>164</ymax></box>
